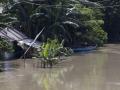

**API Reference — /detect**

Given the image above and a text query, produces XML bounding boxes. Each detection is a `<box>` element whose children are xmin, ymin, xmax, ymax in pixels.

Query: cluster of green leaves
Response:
<box><xmin>73</xmin><ymin>5</ymin><xmax>107</xmax><ymax>46</ymax></box>
<box><xmin>0</xmin><ymin>37</ymin><xmax>13</xmax><ymax>51</ymax></box>
<box><xmin>39</xmin><ymin>39</ymin><xmax>73</xmax><ymax>67</ymax></box>
<box><xmin>85</xmin><ymin>20</ymin><xmax>107</xmax><ymax>45</ymax></box>
<box><xmin>40</xmin><ymin>39</ymin><xmax>72</xmax><ymax>59</ymax></box>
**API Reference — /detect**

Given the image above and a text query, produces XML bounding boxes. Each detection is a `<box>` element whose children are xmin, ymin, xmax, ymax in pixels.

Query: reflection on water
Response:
<box><xmin>33</xmin><ymin>66</ymin><xmax>74</xmax><ymax>90</ymax></box>
<box><xmin>0</xmin><ymin>61</ymin><xmax>20</xmax><ymax>71</ymax></box>
<box><xmin>32</xmin><ymin>53</ymin><xmax>108</xmax><ymax>90</ymax></box>
<box><xmin>80</xmin><ymin>54</ymin><xmax>108</xmax><ymax>90</ymax></box>
<box><xmin>0</xmin><ymin>53</ymin><xmax>108</xmax><ymax>90</ymax></box>
<box><xmin>1</xmin><ymin>44</ymin><xmax>120</xmax><ymax>90</ymax></box>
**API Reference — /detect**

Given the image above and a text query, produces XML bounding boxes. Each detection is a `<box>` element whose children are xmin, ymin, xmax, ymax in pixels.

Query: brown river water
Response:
<box><xmin>0</xmin><ymin>44</ymin><xmax>120</xmax><ymax>90</ymax></box>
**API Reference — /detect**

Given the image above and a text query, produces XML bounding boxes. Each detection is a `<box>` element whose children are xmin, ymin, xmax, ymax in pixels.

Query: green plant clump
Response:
<box><xmin>39</xmin><ymin>39</ymin><xmax>73</xmax><ymax>68</ymax></box>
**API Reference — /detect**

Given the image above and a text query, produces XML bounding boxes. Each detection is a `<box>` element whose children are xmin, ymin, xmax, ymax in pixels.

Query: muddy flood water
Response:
<box><xmin>0</xmin><ymin>44</ymin><xmax>120</xmax><ymax>90</ymax></box>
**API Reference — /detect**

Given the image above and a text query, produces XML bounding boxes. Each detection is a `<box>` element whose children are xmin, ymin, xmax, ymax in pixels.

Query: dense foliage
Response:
<box><xmin>74</xmin><ymin>5</ymin><xmax>107</xmax><ymax>46</ymax></box>
<box><xmin>0</xmin><ymin>0</ymin><xmax>107</xmax><ymax>46</ymax></box>
<box><xmin>89</xmin><ymin>0</ymin><xmax>120</xmax><ymax>42</ymax></box>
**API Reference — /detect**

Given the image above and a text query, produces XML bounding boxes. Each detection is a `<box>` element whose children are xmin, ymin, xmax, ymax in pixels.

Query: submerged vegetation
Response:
<box><xmin>39</xmin><ymin>39</ymin><xmax>73</xmax><ymax>68</ymax></box>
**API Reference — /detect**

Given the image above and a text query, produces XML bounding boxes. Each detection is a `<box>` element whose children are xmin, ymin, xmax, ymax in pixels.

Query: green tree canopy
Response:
<box><xmin>0</xmin><ymin>0</ymin><xmax>107</xmax><ymax>46</ymax></box>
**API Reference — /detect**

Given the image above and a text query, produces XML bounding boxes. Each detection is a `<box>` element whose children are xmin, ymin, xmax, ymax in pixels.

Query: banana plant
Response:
<box><xmin>39</xmin><ymin>39</ymin><xmax>73</xmax><ymax>68</ymax></box>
